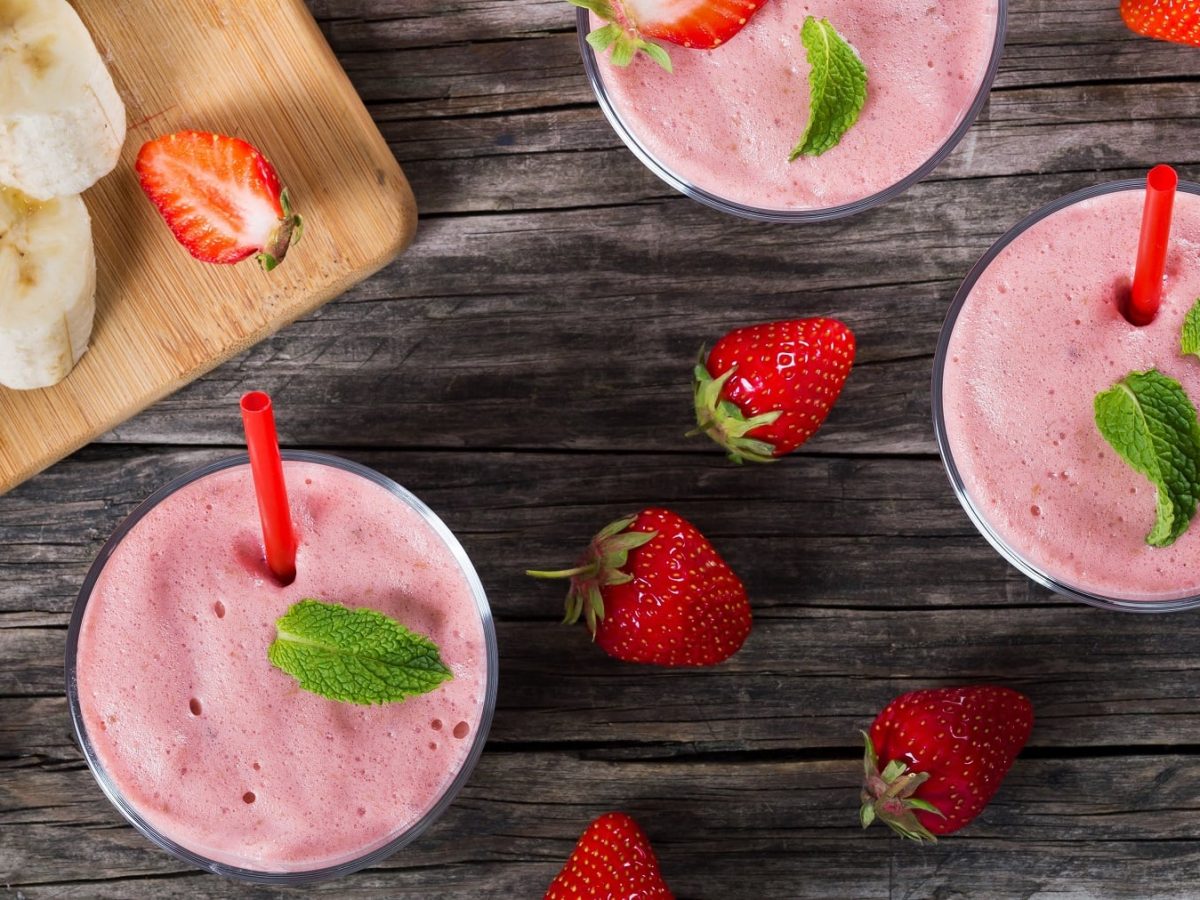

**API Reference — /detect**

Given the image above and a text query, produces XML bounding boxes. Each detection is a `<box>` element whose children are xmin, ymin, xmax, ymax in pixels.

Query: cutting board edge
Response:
<box><xmin>0</xmin><ymin>173</ymin><xmax>417</xmax><ymax>498</ymax></box>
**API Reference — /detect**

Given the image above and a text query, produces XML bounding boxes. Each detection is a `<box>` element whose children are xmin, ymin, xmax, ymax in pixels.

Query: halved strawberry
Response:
<box><xmin>1121</xmin><ymin>0</ymin><xmax>1200</xmax><ymax>47</ymax></box>
<box><xmin>136</xmin><ymin>130</ymin><xmax>302</xmax><ymax>271</ymax></box>
<box><xmin>573</xmin><ymin>0</ymin><xmax>766</xmax><ymax>71</ymax></box>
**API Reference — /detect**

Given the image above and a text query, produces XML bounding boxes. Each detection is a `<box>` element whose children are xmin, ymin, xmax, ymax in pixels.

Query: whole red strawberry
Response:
<box><xmin>693</xmin><ymin>318</ymin><xmax>855</xmax><ymax>464</ymax></box>
<box><xmin>136</xmin><ymin>130</ymin><xmax>303</xmax><ymax>270</ymax></box>
<box><xmin>545</xmin><ymin>812</ymin><xmax>674</xmax><ymax>900</ymax></box>
<box><xmin>572</xmin><ymin>0</ymin><xmax>767</xmax><ymax>71</ymax></box>
<box><xmin>1122</xmin><ymin>0</ymin><xmax>1200</xmax><ymax>47</ymax></box>
<box><xmin>526</xmin><ymin>508</ymin><xmax>750</xmax><ymax>666</ymax></box>
<box><xmin>861</xmin><ymin>686</ymin><xmax>1034</xmax><ymax>841</ymax></box>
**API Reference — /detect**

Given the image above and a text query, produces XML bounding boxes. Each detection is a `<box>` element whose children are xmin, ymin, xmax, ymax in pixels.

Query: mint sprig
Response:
<box><xmin>790</xmin><ymin>17</ymin><xmax>867</xmax><ymax>160</ymax></box>
<box><xmin>1094</xmin><ymin>369</ymin><xmax>1200</xmax><ymax>547</ymax></box>
<box><xmin>1182</xmin><ymin>298</ymin><xmax>1200</xmax><ymax>359</ymax></box>
<box><xmin>269</xmin><ymin>599</ymin><xmax>452</xmax><ymax>705</ymax></box>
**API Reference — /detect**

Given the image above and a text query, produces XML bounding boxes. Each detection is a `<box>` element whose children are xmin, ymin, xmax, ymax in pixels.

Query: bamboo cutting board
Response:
<box><xmin>0</xmin><ymin>0</ymin><xmax>417</xmax><ymax>495</ymax></box>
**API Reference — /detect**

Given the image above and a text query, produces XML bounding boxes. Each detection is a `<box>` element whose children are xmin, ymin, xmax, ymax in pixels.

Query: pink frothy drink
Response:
<box><xmin>67</xmin><ymin>453</ymin><xmax>497</xmax><ymax>880</ymax></box>
<box><xmin>935</xmin><ymin>181</ymin><xmax>1200</xmax><ymax>610</ymax></box>
<box><xmin>582</xmin><ymin>0</ymin><xmax>1004</xmax><ymax>220</ymax></box>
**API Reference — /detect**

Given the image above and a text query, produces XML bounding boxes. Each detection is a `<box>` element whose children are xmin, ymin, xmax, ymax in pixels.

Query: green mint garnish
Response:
<box><xmin>1182</xmin><ymin>298</ymin><xmax>1200</xmax><ymax>359</ymax></box>
<box><xmin>268</xmin><ymin>599</ymin><xmax>452</xmax><ymax>705</ymax></box>
<box><xmin>1094</xmin><ymin>369</ymin><xmax>1200</xmax><ymax>547</ymax></box>
<box><xmin>790</xmin><ymin>17</ymin><xmax>867</xmax><ymax>160</ymax></box>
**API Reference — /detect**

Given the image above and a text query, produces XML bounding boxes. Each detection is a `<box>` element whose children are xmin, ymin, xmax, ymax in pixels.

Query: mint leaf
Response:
<box><xmin>269</xmin><ymin>599</ymin><xmax>452</xmax><ymax>705</ymax></box>
<box><xmin>789</xmin><ymin>17</ymin><xmax>867</xmax><ymax>160</ymax></box>
<box><xmin>1094</xmin><ymin>369</ymin><xmax>1200</xmax><ymax>547</ymax></box>
<box><xmin>1182</xmin><ymin>298</ymin><xmax>1200</xmax><ymax>359</ymax></box>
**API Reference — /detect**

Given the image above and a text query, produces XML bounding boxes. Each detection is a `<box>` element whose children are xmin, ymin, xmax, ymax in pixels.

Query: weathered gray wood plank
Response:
<box><xmin>69</xmin><ymin>163</ymin><xmax>1194</xmax><ymax>453</ymax></box>
<box><xmin>308</xmin><ymin>0</ymin><xmax>1200</xmax><ymax>93</ymax></box>
<box><xmin>11</xmin><ymin>596</ymin><xmax>1200</xmax><ymax>752</ymax></box>
<box><xmin>374</xmin><ymin>84</ymin><xmax>1199</xmax><ymax>217</ymax></box>
<box><xmin>7</xmin><ymin>754</ymin><xmax>1200</xmax><ymax>897</ymax></box>
<box><xmin>2</xmin><ymin>447</ymin><xmax>1034</xmax><ymax>628</ymax></box>
<box><xmin>96</xmin><ymin>288</ymin><xmax>944</xmax><ymax>455</ymax></box>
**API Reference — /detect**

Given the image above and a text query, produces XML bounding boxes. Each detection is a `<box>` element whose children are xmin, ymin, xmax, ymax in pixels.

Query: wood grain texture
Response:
<box><xmin>8</xmin><ymin>750</ymin><xmax>1200</xmax><ymax>898</ymax></box>
<box><xmin>5</xmin><ymin>0</ymin><xmax>1200</xmax><ymax>896</ymax></box>
<box><xmin>0</xmin><ymin>0</ymin><xmax>418</xmax><ymax>496</ymax></box>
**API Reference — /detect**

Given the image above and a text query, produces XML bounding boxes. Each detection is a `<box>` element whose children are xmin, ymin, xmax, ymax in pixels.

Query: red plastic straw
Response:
<box><xmin>240</xmin><ymin>391</ymin><xmax>296</xmax><ymax>584</ymax></box>
<box><xmin>1128</xmin><ymin>164</ymin><xmax>1179</xmax><ymax>326</ymax></box>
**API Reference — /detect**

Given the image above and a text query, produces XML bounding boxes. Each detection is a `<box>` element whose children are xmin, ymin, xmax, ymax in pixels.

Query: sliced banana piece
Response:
<box><xmin>0</xmin><ymin>0</ymin><xmax>126</xmax><ymax>200</ymax></box>
<box><xmin>0</xmin><ymin>187</ymin><xmax>95</xmax><ymax>390</ymax></box>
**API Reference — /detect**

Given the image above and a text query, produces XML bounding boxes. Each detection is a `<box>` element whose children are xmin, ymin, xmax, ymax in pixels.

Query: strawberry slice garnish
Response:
<box><xmin>626</xmin><ymin>0</ymin><xmax>765</xmax><ymax>48</ymax></box>
<box><xmin>573</xmin><ymin>0</ymin><xmax>766</xmax><ymax>71</ymax></box>
<box><xmin>136</xmin><ymin>130</ymin><xmax>303</xmax><ymax>271</ymax></box>
<box><xmin>861</xmin><ymin>686</ymin><xmax>1034</xmax><ymax>841</ymax></box>
<box><xmin>692</xmin><ymin>318</ymin><xmax>856</xmax><ymax>463</ymax></box>
<box><xmin>527</xmin><ymin>508</ymin><xmax>751</xmax><ymax>667</ymax></box>
<box><xmin>545</xmin><ymin>812</ymin><xmax>674</xmax><ymax>899</ymax></box>
<box><xmin>1121</xmin><ymin>0</ymin><xmax>1200</xmax><ymax>47</ymax></box>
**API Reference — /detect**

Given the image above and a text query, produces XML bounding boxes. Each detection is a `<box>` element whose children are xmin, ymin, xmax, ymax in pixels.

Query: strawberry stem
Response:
<box><xmin>526</xmin><ymin>516</ymin><xmax>656</xmax><ymax>634</ymax></box>
<box><xmin>859</xmin><ymin>731</ymin><xmax>942</xmax><ymax>843</ymax></box>
<box><xmin>256</xmin><ymin>188</ymin><xmax>303</xmax><ymax>272</ymax></box>
<box><xmin>526</xmin><ymin>565</ymin><xmax>596</xmax><ymax>580</ymax></box>
<box><xmin>691</xmin><ymin>354</ymin><xmax>782</xmax><ymax>464</ymax></box>
<box><xmin>568</xmin><ymin>0</ymin><xmax>674</xmax><ymax>72</ymax></box>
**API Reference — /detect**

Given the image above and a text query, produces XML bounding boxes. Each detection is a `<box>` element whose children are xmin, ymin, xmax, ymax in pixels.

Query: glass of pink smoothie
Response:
<box><xmin>580</xmin><ymin>0</ymin><xmax>1006</xmax><ymax>221</ymax></box>
<box><xmin>66</xmin><ymin>451</ymin><xmax>498</xmax><ymax>881</ymax></box>
<box><xmin>934</xmin><ymin>179</ymin><xmax>1200</xmax><ymax>611</ymax></box>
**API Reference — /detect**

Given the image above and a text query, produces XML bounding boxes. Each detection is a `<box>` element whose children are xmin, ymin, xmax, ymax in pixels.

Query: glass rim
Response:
<box><xmin>932</xmin><ymin>177</ymin><xmax>1200</xmax><ymax>613</ymax></box>
<box><xmin>577</xmin><ymin>1</ymin><xmax>1008</xmax><ymax>223</ymax></box>
<box><xmin>64</xmin><ymin>450</ymin><xmax>500</xmax><ymax>883</ymax></box>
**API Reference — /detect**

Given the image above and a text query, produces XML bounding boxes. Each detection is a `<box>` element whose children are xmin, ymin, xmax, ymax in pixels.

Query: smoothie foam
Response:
<box><xmin>591</xmin><ymin>0</ymin><xmax>999</xmax><ymax>211</ymax></box>
<box><xmin>74</xmin><ymin>459</ymin><xmax>490</xmax><ymax>872</ymax></box>
<box><xmin>941</xmin><ymin>186</ymin><xmax>1200</xmax><ymax>602</ymax></box>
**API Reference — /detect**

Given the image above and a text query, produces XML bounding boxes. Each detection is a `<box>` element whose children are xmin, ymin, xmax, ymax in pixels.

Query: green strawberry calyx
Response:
<box><xmin>526</xmin><ymin>515</ymin><xmax>657</xmax><ymax>636</ymax></box>
<box><xmin>569</xmin><ymin>0</ymin><xmax>674</xmax><ymax>72</ymax></box>
<box><xmin>690</xmin><ymin>351</ymin><xmax>783</xmax><ymax>465</ymax></box>
<box><xmin>256</xmin><ymin>188</ymin><xmax>304</xmax><ymax>273</ymax></box>
<box><xmin>859</xmin><ymin>731</ymin><xmax>944</xmax><ymax>843</ymax></box>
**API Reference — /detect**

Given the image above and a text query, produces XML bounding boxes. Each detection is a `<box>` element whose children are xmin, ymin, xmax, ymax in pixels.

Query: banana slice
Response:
<box><xmin>0</xmin><ymin>187</ymin><xmax>95</xmax><ymax>390</ymax></box>
<box><xmin>0</xmin><ymin>0</ymin><xmax>126</xmax><ymax>200</ymax></box>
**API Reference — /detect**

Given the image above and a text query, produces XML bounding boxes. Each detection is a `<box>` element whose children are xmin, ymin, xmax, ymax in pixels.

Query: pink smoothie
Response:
<box><xmin>591</xmin><ymin>0</ymin><xmax>1000</xmax><ymax>211</ymax></box>
<box><xmin>74</xmin><ymin>459</ymin><xmax>490</xmax><ymax>872</ymax></box>
<box><xmin>942</xmin><ymin>186</ymin><xmax>1200</xmax><ymax>602</ymax></box>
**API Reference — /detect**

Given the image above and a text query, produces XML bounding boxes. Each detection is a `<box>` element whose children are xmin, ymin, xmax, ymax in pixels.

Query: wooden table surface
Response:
<box><xmin>5</xmin><ymin>1</ymin><xmax>1200</xmax><ymax>897</ymax></box>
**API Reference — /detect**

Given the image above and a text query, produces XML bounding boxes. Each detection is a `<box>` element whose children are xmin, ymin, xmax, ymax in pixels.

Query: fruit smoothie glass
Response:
<box><xmin>579</xmin><ymin>0</ymin><xmax>1006</xmax><ymax>221</ymax></box>
<box><xmin>66</xmin><ymin>451</ymin><xmax>498</xmax><ymax>882</ymax></box>
<box><xmin>934</xmin><ymin>179</ymin><xmax>1200</xmax><ymax>612</ymax></box>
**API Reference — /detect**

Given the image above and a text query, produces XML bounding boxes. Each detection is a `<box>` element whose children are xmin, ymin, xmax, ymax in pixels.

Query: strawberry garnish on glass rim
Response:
<box><xmin>571</xmin><ymin>0</ymin><xmax>766</xmax><ymax>71</ymax></box>
<box><xmin>136</xmin><ymin>130</ymin><xmax>303</xmax><ymax>271</ymax></box>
